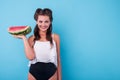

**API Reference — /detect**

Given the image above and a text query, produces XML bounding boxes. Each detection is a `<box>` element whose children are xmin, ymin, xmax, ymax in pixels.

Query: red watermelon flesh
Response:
<box><xmin>9</xmin><ymin>26</ymin><xmax>26</xmax><ymax>31</ymax></box>
<box><xmin>8</xmin><ymin>26</ymin><xmax>31</xmax><ymax>35</ymax></box>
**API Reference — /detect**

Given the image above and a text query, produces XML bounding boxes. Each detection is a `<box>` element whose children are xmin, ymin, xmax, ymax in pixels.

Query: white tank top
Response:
<box><xmin>28</xmin><ymin>36</ymin><xmax>57</xmax><ymax>67</ymax></box>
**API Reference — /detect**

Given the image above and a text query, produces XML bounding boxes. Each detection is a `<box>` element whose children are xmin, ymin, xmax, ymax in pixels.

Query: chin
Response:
<box><xmin>40</xmin><ymin>29</ymin><xmax>48</xmax><ymax>32</ymax></box>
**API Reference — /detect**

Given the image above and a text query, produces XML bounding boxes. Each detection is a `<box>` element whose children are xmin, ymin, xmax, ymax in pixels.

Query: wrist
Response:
<box><xmin>22</xmin><ymin>36</ymin><xmax>27</xmax><ymax>40</ymax></box>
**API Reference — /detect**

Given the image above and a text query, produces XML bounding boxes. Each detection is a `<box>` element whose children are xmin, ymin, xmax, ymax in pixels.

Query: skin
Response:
<box><xmin>14</xmin><ymin>15</ymin><xmax>61</xmax><ymax>80</ymax></box>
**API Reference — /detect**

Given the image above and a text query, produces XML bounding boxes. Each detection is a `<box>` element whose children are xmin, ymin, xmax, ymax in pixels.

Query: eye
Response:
<box><xmin>39</xmin><ymin>21</ymin><xmax>42</xmax><ymax>23</ymax></box>
<box><xmin>45</xmin><ymin>21</ymin><xmax>49</xmax><ymax>23</ymax></box>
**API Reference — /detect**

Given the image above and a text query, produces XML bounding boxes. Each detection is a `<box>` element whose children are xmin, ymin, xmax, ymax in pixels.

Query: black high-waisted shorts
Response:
<box><xmin>29</xmin><ymin>62</ymin><xmax>57</xmax><ymax>80</ymax></box>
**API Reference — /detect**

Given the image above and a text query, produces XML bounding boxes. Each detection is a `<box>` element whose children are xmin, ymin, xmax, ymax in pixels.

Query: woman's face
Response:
<box><xmin>37</xmin><ymin>15</ymin><xmax>51</xmax><ymax>32</ymax></box>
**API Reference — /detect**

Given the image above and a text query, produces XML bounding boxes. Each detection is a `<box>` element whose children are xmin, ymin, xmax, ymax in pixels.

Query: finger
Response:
<box><xmin>12</xmin><ymin>35</ymin><xmax>21</xmax><ymax>38</ymax></box>
<box><xmin>12</xmin><ymin>35</ymin><xmax>17</xmax><ymax>38</ymax></box>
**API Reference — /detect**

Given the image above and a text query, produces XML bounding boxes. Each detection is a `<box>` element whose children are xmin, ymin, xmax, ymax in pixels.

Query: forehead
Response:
<box><xmin>38</xmin><ymin>15</ymin><xmax>50</xmax><ymax>20</ymax></box>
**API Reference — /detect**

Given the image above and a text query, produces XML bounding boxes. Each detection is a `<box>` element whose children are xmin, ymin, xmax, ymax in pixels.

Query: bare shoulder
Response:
<box><xmin>28</xmin><ymin>35</ymin><xmax>34</xmax><ymax>41</ymax></box>
<box><xmin>53</xmin><ymin>33</ymin><xmax>60</xmax><ymax>42</ymax></box>
<box><xmin>28</xmin><ymin>35</ymin><xmax>34</xmax><ymax>46</ymax></box>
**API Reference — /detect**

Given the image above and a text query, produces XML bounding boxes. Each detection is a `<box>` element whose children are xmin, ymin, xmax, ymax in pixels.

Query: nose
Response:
<box><xmin>41</xmin><ymin>22</ymin><xmax>46</xmax><ymax>26</ymax></box>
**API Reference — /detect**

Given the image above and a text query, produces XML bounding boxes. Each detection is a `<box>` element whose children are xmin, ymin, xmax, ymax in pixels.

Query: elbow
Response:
<box><xmin>29</xmin><ymin>57</ymin><xmax>35</xmax><ymax>60</ymax></box>
<box><xmin>27</xmin><ymin>55</ymin><xmax>35</xmax><ymax>60</ymax></box>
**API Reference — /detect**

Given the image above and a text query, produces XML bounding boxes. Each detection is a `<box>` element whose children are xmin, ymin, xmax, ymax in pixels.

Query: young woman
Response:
<box><xmin>14</xmin><ymin>8</ymin><xmax>61</xmax><ymax>80</ymax></box>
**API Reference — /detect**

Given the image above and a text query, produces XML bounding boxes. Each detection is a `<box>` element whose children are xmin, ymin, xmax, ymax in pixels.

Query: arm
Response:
<box><xmin>14</xmin><ymin>35</ymin><xmax>35</xmax><ymax>60</ymax></box>
<box><xmin>54</xmin><ymin>34</ymin><xmax>62</xmax><ymax>80</ymax></box>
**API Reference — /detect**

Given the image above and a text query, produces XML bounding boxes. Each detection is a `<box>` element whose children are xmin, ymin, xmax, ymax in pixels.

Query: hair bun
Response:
<box><xmin>34</xmin><ymin>8</ymin><xmax>53</xmax><ymax>21</ymax></box>
<box><xmin>35</xmin><ymin>8</ymin><xmax>42</xmax><ymax>13</ymax></box>
<box><xmin>34</xmin><ymin>8</ymin><xmax>42</xmax><ymax>20</ymax></box>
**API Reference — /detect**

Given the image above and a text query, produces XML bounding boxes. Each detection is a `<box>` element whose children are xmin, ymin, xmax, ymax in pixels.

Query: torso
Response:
<box><xmin>29</xmin><ymin>34</ymin><xmax>58</xmax><ymax>66</ymax></box>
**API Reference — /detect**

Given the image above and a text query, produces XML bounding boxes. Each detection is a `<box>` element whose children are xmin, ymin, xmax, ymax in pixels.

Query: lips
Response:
<box><xmin>41</xmin><ymin>26</ymin><xmax>48</xmax><ymax>29</ymax></box>
<box><xmin>39</xmin><ymin>26</ymin><xmax>49</xmax><ymax>31</ymax></box>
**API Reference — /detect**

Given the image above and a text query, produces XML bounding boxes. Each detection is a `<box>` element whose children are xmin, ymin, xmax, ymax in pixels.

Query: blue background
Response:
<box><xmin>0</xmin><ymin>0</ymin><xmax>120</xmax><ymax>80</ymax></box>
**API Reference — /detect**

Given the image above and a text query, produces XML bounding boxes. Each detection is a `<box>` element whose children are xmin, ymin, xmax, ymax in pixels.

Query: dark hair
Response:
<box><xmin>33</xmin><ymin>8</ymin><xmax>53</xmax><ymax>45</ymax></box>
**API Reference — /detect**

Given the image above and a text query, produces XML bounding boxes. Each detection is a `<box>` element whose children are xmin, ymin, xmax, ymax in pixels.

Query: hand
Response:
<box><xmin>13</xmin><ymin>35</ymin><xmax>26</xmax><ymax>39</ymax></box>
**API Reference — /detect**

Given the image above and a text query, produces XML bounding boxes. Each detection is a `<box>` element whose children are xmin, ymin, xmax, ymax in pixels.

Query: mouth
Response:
<box><xmin>40</xmin><ymin>26</ymin><xmax>48</xmax><ymax>29</ymax></box>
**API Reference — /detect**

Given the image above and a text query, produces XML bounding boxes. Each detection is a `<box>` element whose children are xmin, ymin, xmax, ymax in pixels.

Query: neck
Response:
<box><xmin>39</xmin><ymin>31</ymin><xmax>46</xmax><ymax>37</ymax></box>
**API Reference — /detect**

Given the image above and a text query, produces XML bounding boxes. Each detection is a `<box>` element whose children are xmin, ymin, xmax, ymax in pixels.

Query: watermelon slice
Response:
<box><xmin>8</xmin><ymin>26</ymin><xmax>31</xmax><ymax>35</ymax></box>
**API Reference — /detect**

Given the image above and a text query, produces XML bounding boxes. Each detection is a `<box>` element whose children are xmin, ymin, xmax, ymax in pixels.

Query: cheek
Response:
<box><xmin>48</xmin><ymin>22</ymin><xmax>51</xmax><ymax>26</ymax></box>
<box><xmin>46</xmin><ymin>23</ymin><xmax>50</xmax><ymax>26</ymax></box>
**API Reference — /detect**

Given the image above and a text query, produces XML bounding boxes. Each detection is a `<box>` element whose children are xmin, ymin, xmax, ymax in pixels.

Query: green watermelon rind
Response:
<box><xmin>8</xmin><ymin>26</ymin><xmax>32</xmax><ymax>35</ymax></box>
